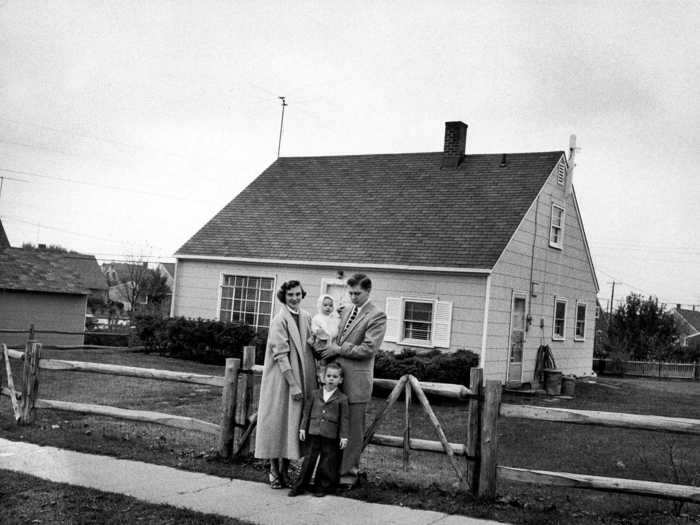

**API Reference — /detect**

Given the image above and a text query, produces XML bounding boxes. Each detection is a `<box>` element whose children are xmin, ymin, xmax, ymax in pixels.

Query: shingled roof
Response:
<box><xmin>178</xmin><ymin>149</ymin><xmax>564</xmax><ymax>270</ymax></box>
<box><xmin>678</xmin><ymin>308</ymin><xmax>700</xmax><ymax>332</ymax></box>
<box><xmin>0</xmin><ymin>247</ymin><xmax>107</xmax><ymax>295</ymax></box>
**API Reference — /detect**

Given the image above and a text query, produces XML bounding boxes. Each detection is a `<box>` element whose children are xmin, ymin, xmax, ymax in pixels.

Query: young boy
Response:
<box><xmin>289</xmin><ymin>362</ymin><xmax>349</xmax><ymax>497</ymax></box>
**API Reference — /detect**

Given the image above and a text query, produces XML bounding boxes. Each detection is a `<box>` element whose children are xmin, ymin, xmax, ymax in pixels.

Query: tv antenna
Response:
<box><xmin>277</xmin><ymin>96</ymin><xmax>287</xmax><ymax>159</ymax></box>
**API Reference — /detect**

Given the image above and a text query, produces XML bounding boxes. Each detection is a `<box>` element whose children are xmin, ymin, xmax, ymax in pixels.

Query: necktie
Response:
<box><xmin>342</xmin><ymin>306</ymin><xmax>358</xmax><ymax>336</ymax></box>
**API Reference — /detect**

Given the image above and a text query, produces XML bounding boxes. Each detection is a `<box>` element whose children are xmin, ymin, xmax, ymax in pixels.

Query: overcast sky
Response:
<box><xmin>1</xmin><ymin>1</ymin><xmax>698</xmax><ymax>309</ymax></box>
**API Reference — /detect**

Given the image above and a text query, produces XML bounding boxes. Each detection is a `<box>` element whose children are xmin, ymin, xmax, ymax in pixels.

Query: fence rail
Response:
<box><xmin>593</xmin><ymin>358</ymin><xmax>698</xmax><ymax>380</ymax></box>
<box><xmin>4</xmin><ymin>335</ymin><xmax>699</xmax><ymax>503</ymax></box>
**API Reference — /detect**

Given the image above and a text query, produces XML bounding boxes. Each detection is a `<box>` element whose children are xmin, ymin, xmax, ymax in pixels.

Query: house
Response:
<box><xmin>172</xmin><ymin>121</ymin><xmax>599</xmax><ymax>384</ymax></box>
<box><xmin>0</xmin><ymin>240</ymin><xmax>107</xmax><ymax>347</ymax></box>
<box><xmin>671</xmin><ymin>305</ymin><xmax>700</xmax><ymax>350</ymax></box>
<box><xmin>101</xmin><ymin>261</ymin><xmax>172</xmax><ymax>318</ymax></box>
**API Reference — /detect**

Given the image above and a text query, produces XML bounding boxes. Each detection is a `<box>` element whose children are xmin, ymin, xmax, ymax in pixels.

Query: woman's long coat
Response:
<box><xmin>254</xmin><ymin>306</ymin><xmax>317</xmax><ymax>460</ymax></box>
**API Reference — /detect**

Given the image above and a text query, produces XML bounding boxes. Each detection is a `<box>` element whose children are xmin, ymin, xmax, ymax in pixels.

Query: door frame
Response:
<box><xmin>506</xmin><ymin>289</ymin><xmax>528</xmax><ymax>384</ymax></box>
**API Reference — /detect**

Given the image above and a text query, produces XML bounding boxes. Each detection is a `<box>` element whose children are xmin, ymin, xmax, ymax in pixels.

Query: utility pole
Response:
<box><xmin>277</xmin><ymin>96</ymin><xmax>287</xmax><ymax>159</ymax></box>
<box><xmin>608</xmin><ymin>281</ymin><xmax>616</xmax><ymax>316</ymax></box>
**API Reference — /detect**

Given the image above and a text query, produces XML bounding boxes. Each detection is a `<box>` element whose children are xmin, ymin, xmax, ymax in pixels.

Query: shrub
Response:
<box><xmin>84</xmin><ymin>331</ymin><xmax>130</xmax><ymax>347</ymax></box>
<box><xmin>134</xmin><ymin>315</ymin><xmax>259</xmax><ymax>365</ymax></box>
<box><xmin>373</xmin><ymin>348</ymin><xmax>480</xmax><ymax>387</ymax></box>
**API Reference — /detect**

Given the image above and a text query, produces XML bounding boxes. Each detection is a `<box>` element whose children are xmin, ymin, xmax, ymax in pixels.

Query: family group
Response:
<box><xmin>253</xmin><ymin>273</ymin><xmax>387</xmax><ymax>497</ymax></box>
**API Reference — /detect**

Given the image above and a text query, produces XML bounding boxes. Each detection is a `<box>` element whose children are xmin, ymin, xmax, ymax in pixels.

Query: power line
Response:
<box><xmin>1</xmin><ymin>214</ymin><xmax>127</xmax><ymax>244</ymax></box>
<box><xmin>0</xmin><ymin>167</ymin><xmax>209</xmax><ymax>204</ymax></box>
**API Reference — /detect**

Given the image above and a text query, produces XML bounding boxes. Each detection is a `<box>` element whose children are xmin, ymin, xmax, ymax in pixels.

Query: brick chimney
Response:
<box><xmin>441</xmin><ymin>121</ymin><xmax>467</xmax><ymax>169</ymax></box>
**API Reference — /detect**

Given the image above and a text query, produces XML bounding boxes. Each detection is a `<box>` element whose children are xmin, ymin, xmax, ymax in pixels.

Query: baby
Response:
<box><xmin>310</xmin><ymin>294</ymin><xmax>340</xmax><ymax>383</ymax></box>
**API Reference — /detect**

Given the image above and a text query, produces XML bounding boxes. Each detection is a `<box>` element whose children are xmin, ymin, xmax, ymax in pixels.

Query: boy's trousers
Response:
<box><xmin>294</xmin><ymin>434</ymin><xmax>341</xmax><ymax>492</ymax></box>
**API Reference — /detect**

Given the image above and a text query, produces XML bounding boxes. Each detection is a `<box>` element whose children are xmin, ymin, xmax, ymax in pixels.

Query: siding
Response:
<box><xmin>487</xmin><ymin>167</ymin><xmax>597</xmax><ymax>383</ymax></box>
<box><xmin>0</xmin><ymin>290</ymin><xmax>86</xmax><ymax>347</ymax></box>
<box><xmin>173</xmin><ymin>260</ymin><xmax>488</xmax><ymax>354</ymax></box>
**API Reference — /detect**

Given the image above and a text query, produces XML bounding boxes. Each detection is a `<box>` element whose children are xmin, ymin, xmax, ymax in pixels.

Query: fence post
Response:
<box><xmin>218</xmin><ymin>357</ymin><xmax>240</xmax><ymax>459</ymax></box>
<box><xmin>466</xmin><ymin>367</ymin><xmax>483</xmax><ymax>495</ymax></box>
<box><xmin>20</xmin><ymin>338</ymin><xmax>41</xmax><ymax>425</ymax></box>
<box><xmin>477</xmin><ymin>380</ymin><xmax>501</xmax><ymax>499</ymax></box>
<box><xmin>232</xmin><ymin>346</ymin><xmax>256</xmax><ymax>457</ymax></box>
<box><xmin>403</xmin><ymin>379</ymin><xmax>412</xmax><ymax>471</ymax></box>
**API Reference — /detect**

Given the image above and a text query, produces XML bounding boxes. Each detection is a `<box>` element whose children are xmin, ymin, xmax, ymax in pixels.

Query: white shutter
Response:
<box><xmin>384</xmin><ymin>297</ymin><xmax>403</xmax><ymax>342</ymax></box>
<box><xmin>432</xmin><ymin>300</ymin><xmax>453</xmax><ymax>348</ymax></box>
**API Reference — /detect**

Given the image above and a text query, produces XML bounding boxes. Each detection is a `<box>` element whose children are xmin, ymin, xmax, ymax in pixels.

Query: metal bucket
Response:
<box><xmin>561</xmin><ymin>375</ymin><xmax>576</xmax><ymax>396</ymax></box>
<box><xmin>543</xmin><ymin>369</ymin><xmax>562</xmax><ymax>395</ymax></box>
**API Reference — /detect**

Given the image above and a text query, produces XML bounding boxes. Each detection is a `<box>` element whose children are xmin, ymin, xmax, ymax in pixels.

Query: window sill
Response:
<box><xmin>551</xmin><ymin>336</ymin><xmax>565</xmax><ymax>342</ymax></box>
<box><xmin>574</xmin><ymin>337</ymin><xmax>585</xmax><ymax>342</ymax></box>
<box><xmin>400</xmin><ymin>338</ymin><xmax>435</xmax><ymax>349</ymax></box>
<box><xmin>548</xmin><ymin>243</ymin><xmax>563</xmax><ymax>250</ymax></box>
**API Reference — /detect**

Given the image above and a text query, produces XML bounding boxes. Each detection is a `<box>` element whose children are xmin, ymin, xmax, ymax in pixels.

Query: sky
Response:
<box><xmin>1</xmin><ymin>1</ymin><xmax>698</xmax><ymax>309</ymax></box>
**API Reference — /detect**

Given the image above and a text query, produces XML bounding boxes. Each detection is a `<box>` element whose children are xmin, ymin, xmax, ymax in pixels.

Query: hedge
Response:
<box><xmin>134</xmin><ymin>315</ymin><xmax>261</xmax><ymax>365</ymax></box>
<box><xmin>134</xmin><ymin>316</ymin><xmax>479</xmax><ymax>385</ymax></box>
<box><xmin>374</xmin><ymin>348</ymin><xmax>480</xmax><ymax>387</ymax></box>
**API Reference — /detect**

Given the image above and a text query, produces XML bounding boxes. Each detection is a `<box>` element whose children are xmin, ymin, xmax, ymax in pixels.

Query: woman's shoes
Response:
<box><xmin>269</xmin><ymin>472</ymin><xmax>285</xmax><ymax>489</ymax></box>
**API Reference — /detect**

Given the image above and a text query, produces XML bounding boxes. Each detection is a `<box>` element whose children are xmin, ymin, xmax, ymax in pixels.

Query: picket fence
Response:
<box><xmin>594</xmin><ymin>358</ymin><xmax>698</xmax><ymax>380</ymax></box>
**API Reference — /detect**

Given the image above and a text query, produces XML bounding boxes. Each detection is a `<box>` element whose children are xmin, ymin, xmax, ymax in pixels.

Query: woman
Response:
<box><xmin>254</xmin><ymin>280</ymin><xmax>317</xmax><ymax>488</ymax></box>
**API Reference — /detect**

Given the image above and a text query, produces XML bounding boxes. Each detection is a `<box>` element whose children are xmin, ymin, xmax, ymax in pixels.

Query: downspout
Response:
<box><xmin>480</xmin><ymin>274</ymin><xmax>492</xmax><ymax>378</ymax></box>
<box><xmin>527</xmin><ymin>195</ymin><xmax>540</xmax><ymax>331</ymax></box>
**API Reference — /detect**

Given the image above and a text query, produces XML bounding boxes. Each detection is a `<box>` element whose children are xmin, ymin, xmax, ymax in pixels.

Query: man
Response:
<box><xmin>319</xmin><ymin>273</ymin><xmax>386</xmax><ymax>487</ymax></box>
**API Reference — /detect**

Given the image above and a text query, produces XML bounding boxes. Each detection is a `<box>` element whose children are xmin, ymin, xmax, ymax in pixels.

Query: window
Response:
<box><xmin>575</xmin><ymin>302</ymin><xmax>587</xmax><ymax>341</ymax></box>
<box><xmin>385</xmin><ymin>297</ymin><xmax>452</xmax><ymax>348</ymax></box>
<box><xmin>404</xmin><ymin>301</ymin><xmax>433</xmax><ymax>341</ymax></box>
<box><xmin>219</xmin><ymin>275</ymin><xmax>274</xmax><ymax>331</ymax></box>
<box><xmin>549</xmin><ymin>204</ymin><xmax>565</xmax><ymax>249</ymax></box>
<box><xmin>557</xmin><ymin>160</ymin><xmax>566</xmax><ymax>185</ymax></box>
<box><xmin>553</xmin><ymin>297</ymin><xmax>567</xmax><ymax>340</ymax></box>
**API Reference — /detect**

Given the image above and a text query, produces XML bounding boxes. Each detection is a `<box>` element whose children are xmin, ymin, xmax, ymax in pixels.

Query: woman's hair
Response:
<box><xmin>316</xmin><ymin>293</ymin><xmax>335</xmax><ymax>312</ymax></box>
<box><xmin>276</xmin><ymin>280</ymin><xmax>307</xmax><ymax>304</ymax></box>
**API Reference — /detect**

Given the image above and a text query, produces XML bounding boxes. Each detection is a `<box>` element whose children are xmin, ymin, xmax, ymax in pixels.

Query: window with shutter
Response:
<box><xmin>385</xmin><ymin>297</ymin><xmax>452</xmax><ymax>348</ymax></box>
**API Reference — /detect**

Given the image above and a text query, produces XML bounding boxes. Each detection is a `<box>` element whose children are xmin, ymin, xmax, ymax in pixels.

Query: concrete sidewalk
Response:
<box><xmin>0</xmin><ymin>438</ymin><xmax>505</xmax><ymax>525</ymax></box>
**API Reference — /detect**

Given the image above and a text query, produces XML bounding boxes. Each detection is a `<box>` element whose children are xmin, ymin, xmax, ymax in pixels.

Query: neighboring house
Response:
<box><xmin>0</xmin><ymin>220</ymin><xmax>10</xmax><ymax>249</ymax></box>
<box><xmin>671</xmin><ymin>305</ymin><xmax>700</xmax><ymax>350</ymax></box>
<box><xmin>101</xmin><ymin>261</ymin><xmax>172</xmax><ymax>317</ymax></box>
<box><xmin>0</xmin><ymin>245</ymin><xmax>107</xmax><ymax>347</ymax></box>
<box><xmin>172</xmin><ymin>121</ymin><xmax>599</xmax><ymax>384</ymax></box>
<box><xmin>157</xmin><ymin>262</ymin><xmax>176</xmax><ymax>289</ymax></box>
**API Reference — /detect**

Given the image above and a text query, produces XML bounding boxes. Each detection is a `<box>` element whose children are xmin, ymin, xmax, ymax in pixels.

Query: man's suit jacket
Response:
<box><xmin>332</xmin><ymin>301</ymin><xmax>387</xmax><ymax>404</ymax></box>
<box><xmin>301</xmin><ymin>388</ymin><xmax>350</xmax><ymax>440</ymax></box>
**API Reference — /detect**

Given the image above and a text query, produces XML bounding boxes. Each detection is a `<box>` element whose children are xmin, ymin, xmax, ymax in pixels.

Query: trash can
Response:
<box><xmin>561</xmin><ymin>375</ymin><xmax>576</xmax><ymax>396</ymax></box>
<box><xmin>543</xmin><ymin>369</ymin><xmax>563</xmax><ymax>395</ymax></box>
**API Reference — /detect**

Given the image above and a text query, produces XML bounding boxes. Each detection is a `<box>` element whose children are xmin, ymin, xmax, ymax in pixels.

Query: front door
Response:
<box><xmin>507</xmin><ymin>294</ymin><xmax>527</xmax><ymax>384</ymax></box>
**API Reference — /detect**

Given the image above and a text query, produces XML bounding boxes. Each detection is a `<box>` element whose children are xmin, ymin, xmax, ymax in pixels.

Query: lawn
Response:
<box><xmin>1</xmin><ymin>347</ymin><xmax>700</xmax><ymax>524</ymax></box>
<box><xmin>0</xmin><ymin>469</ymin><xmax>248</xmax><ymax>524</ymax></box>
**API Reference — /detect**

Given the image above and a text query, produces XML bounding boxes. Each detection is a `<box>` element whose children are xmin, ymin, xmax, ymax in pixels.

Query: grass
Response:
<box><xmin>0</xmin><ymin>469</ymin><xmax>248</xmax><ymax>524</ymax></box>
<box><xmin>2</xmin><ymin>347</ymin><xmax>700</xmax><ymax>524</ymax></box>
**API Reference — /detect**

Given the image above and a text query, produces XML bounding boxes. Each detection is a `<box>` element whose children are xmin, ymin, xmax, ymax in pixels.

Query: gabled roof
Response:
<box><xmin>177</xmin><ymin>151</ymin><xmax>564</xmax><ymax>270</ymax></box>
<box><xmin>0</xmin><ymin>247</ymin><xmax>107</xmax><ymax>295</ymax></box>
<box><xmin>0</xmin><ymin>219</ymin><xmax>9</xmax><ymax>249</ymax></box>
<box><xmin>159</xmin><ymin>262</ymin><xmax>175</xmax><ymax>277</ymax></box>
<box><xmin>677</xmin><ymin>308</ymin><xmax>700</xmax><ymax>332</ymax></box>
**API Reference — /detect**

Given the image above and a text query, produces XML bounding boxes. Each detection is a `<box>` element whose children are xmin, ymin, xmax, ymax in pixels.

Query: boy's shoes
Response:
<box><xmin>288</xmin><ymin>487</ymin><xmax>305</xmax><ymax>497</ymax></box>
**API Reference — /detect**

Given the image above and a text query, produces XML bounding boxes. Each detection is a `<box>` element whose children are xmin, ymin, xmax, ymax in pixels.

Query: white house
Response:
<box><xmin>172</xmin><ymin>121</ymin><xmax>599</xmax><ymax>384</ymax></box>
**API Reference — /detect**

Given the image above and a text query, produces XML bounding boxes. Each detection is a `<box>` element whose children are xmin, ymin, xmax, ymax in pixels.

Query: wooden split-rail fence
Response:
<box><xmin>2</xmin><ymin>336</ymin><xmax>700</xmax><ymax>503</ymax></box>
